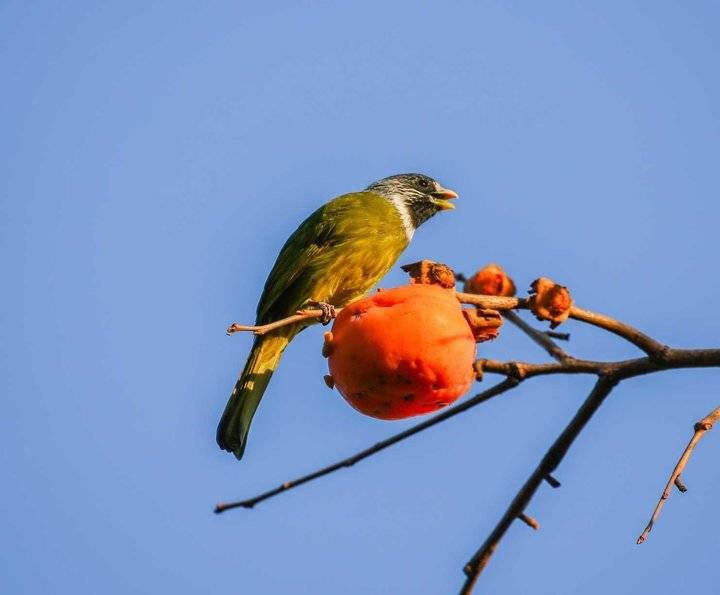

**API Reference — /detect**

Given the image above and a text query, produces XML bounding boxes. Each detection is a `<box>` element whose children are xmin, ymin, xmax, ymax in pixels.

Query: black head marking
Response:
<box><xmin>365</xmin><ymin>173</ymin><xmax>457</xmax><ymax>229</ymax></box>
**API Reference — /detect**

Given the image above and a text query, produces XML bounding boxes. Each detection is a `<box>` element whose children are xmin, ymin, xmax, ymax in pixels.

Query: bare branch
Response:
<box><xmin>544</xmin><ymin>475</ymin><xmax>561</xmax><ymax>488</ymax></box>
<box><xmin>569</xmin><ymin>305</ymin><xmax>669</xmax><ymax>359</ymax></box>
<box><xmin>544</xmin><ymin>330</ymin><xmax>570</xmax><ymax>341</ymax></box>
<box><xmin>637</xmin><ymin>405</ymin><xmax>720</xmax><ymax>544</ymax></box>
<box><xmin>461</xmin><ymin>376</ymin><xmax>618</xmax><ymax>590</ymax></box>
<box><xmin>215</xmin><ymin>378</ymin><xmax>518</xmax><ymax>513</ymax></box>
<box><xmin>674</xmin><ymin>477</ymin><xmax>688</xmax><ymax>493</ymax></box>
<box><xmin>455</xmin><ymin>292</ymin><xmax>522</xmax><ymax>311</ymax></box>
<box><xmin>457</xmin><ymin>292</ymin><xmax>669</xmax><ymax>357</ymax></box>
<box><xmin>517</xmin><ymin>513</ymin><xmax>540</xmax><ymax>530</ymax></box>
<box><xmin>460</xmin><ymin>350</ymin><xmax>720</xmax><ymax>593</ymax></box>
<box><xmin>477</xmin><ymin>358</ymin><xmax>608</xmax><ymax>379</ymax></box>
<box><xmin>478</xmin><ymin>348</ymin><xmax>720</xmax><ymax>382</ymax></box>
<box><xmin>503</xmin><ymin>310</ymin><xmax>570</xmax><ymax>362</ymax></box>
<box><xmin>226</xmin><ymin>309</ymin><xmax>329</xmax><ymax>336</ymax></box>
<box><xmin>217</xmin><ymin>343</ymin><xmax>720</xmax><ymax>510</ymax></box>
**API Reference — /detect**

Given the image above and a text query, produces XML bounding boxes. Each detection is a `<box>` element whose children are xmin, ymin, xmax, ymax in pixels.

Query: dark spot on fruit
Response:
<box><xmin>434</xmin><ymin>400</ymin><xmax>448</xmax><ymax>409</ymax></box>
<box><xmin>403</xmin><ymin>394</ymin><xmax>415</xmax><ymax>402</ymax></box>
<box><xmin>352</xmin><ymin>391</ymin><xmax>367</xmax><ymax>399</ymax></box>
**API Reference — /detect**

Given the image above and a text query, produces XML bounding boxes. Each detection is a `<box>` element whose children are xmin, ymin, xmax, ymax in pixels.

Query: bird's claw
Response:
<box><xmin>301</xmin><ymin>300</ymin><xmax>337</xmax><ymax>325</ymax></box>
<box><xmin>318</xmin><ymin>303</ymin><xmax>336</xmax><ymax>325</ymax></box>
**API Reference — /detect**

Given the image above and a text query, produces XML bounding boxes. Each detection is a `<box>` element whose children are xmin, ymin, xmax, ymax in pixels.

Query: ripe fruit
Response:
<box><xmin>323</xmin><ymin>284</ymin><xmax>476</xmax><ymax>420</ymax></box>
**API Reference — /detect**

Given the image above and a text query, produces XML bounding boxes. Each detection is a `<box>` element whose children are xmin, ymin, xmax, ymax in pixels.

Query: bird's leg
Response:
<box><xmin>298</xmin><ymin>300</ymin><xmax>337</xmax><ymax>325</ymax></box>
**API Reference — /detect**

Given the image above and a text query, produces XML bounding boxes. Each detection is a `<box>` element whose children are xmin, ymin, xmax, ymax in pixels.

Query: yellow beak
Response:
<box><xmin>431</xmin><ymin>185</ymin><xmax>458</xmax><ymax>210</ymax></box>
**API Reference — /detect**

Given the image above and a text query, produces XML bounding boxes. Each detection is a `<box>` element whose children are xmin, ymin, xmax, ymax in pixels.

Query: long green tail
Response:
<box><xmin>216</xmin><ymin>330</ymin><xmax>296</xmax><ymax>459</ymax></box>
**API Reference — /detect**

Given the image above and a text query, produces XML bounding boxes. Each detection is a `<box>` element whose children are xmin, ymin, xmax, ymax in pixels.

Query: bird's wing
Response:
<box><xmin>255</xmin><ymin>192</ymin><xmax>364</xmax><ymax>324</ymax></box>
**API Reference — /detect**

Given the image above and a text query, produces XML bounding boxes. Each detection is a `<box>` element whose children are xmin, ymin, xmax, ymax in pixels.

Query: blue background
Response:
<box><xmin>2</xmin><ymin>2</ymin><xmax>719</xmax><ymax>593</ymax></box>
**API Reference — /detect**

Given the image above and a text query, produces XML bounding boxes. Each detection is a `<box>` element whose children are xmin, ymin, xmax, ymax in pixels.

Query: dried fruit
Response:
<box><xmin>464</xmin><ymin>264</ymin><xmax>516</xmax><ymax>297</ymax></box>
<box><xmin>323</xmin><ymin>284</ymin><xmax>476</xmax><ymax>419</ymax></box>
<box><xmin>460</xmin><ymin>264</ymin><xmax>514</xmax><ymax>341</ymax></box>
<box><xmin>528</xmin><ymin>277</ymin><xmax>573</xmax><ymax>328</ymax></box>
<box><xmin>462</xmin><ymin>308</ymin><xmax>503</xmax><ymax>343</ymax></box>
<box><xmin>400</xmin><ymin>260</ymin><xmax>456</xmax><ymax>289</ymax></box>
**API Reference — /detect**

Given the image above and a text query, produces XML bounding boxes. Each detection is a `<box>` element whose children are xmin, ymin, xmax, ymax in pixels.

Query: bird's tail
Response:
<box><xmin>216</xmin><ymin>330</ymin><xmax>295</xmax><ymax>459</ymax></box>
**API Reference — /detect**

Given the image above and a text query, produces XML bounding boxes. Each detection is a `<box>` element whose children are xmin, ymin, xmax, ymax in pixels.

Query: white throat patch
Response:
<box><xmin>388</xmin><ymin>194</ymin><xmax>415</xmax><ymax>241</ymax></box>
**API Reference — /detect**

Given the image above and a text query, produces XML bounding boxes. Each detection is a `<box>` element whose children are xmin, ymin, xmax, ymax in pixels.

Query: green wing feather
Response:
<box><xmin>255</xmin><ymin>204</ymin><xmax>336</xmax><ymax>324</ymax></box>
<box><xmin>256</xmin><ymin>191</ymin><xmax>407</xmax><ymax>324</ymax></box>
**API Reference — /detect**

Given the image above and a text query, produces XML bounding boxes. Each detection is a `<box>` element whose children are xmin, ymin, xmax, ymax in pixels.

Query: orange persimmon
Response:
<box><xmin>323</xmin><ymin>284</ymin><xmax>476</xmax><ymax>420</ymax></box>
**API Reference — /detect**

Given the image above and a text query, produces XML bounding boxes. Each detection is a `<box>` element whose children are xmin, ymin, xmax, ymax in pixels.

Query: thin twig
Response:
<box><xmin>544</xmin><ymin>475</ymin><xmax>561</xmax><ymax>488</ymax></box>
<box><xmin>568</xmin><ymin>306</ymin><xmax>668</xmax><ymax>359</ymax></box>
<box><xmin>479</xmin><ymin>349</ymin><xmax>720</xmax><ymax>382</ymax></box>
<box><xmin>226</xmin><ymin>309</ymin><xmax>333</xmax><ymax>336</ymax></box>
<box><xmin>461</xmin><ymin>376</ymin><xmax>618</xmax><ymax>591</ymax></box>
<box><xmin>478</xmin><ymin>358</ymin><xmax>609</xmax><ymax>379</ymax></box>
<box><xmin>457</xmin><ymin>292</ymin><xmax>670</xmax><ymax>358</ymax></box>
<box><xmin>674</xmin><ymin>477</ymin><xmax>688</xmax><ymax>493</ymax></box>
<box><xmin>544</xmin><ymin>330</ymin><xmax>570</xmax><ymax>341</ymax></box>
<box><xmin>636</xmin><ymin>405</ymin><xmax>720</xmax><ymax>544</ymax></box>
<box><xmin>455</xmin><ymin>292</ymin><xmax>522</xmax><ymax>311</ymax></box>
<box><xmin>504</xmin><ymin>310</ymin><xmax>570</xmax><ymax>362</ymax></box>
<box><xmin>215</xmin><ymin>379</ymin><xmax>518</xmax><ymax>513</ymax></box>
<box><xmin>517</xmin><ymin>513</ymin><xmax>540</xmax><ymax>530</ymax></box>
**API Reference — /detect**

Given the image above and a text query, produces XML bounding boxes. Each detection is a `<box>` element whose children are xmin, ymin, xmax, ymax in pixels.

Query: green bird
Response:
<box><xmin>217</xmin><ymin>173</ymin><xmax>458</xmax><ymax>459</ymax></box>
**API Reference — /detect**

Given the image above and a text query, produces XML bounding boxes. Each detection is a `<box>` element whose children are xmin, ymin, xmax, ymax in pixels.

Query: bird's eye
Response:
<box><xmin>417</xmin><ymin>179</ymin><xmax>429</xmax><ymax>188</ymax></box>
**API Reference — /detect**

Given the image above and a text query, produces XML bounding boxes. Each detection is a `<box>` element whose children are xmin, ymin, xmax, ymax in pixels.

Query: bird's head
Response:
<box><xmin>365</xmin><ymin>173</ymin><xmax>458</xmax><ymax>229</ymax></box>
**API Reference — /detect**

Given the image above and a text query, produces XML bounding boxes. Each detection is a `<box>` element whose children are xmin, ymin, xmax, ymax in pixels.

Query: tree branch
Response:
<box><xmin>569</xmin><ymin>305</ymin><xmax>668</xmax><ymax>359</ymax></box>
<box><xmin>503</xmin><ymin>310</ymin><xmax>570</xmax><ymax>362</ymax></box>
<box><xmin>228</xmin><ymin>292</ymin><xmax>669</xmax><ymax>362</ymax></box>
<box><xmin>544</xmin><ymin>330</ymin><xmax>570</xmax><ymax>341</ymax></box>
<box><xmin>216</xmin><ymin>347</ymin><xmax>720</xmax><ymax>514</ymax></box>
<box><xmin>478</xmin><ymin>348</ymin><xmax>720</xmax><ymax>381</ymax></box>
<box><xmin>215</xmin><ymin>378</ymin><xmax>518</xmax><ymax>513</ymax></box>
<box><xmin>226</xmin><ymin>308</ymin><xmax>330</xmax><ymax>336</ymax></box>
<box><xmin>636</xmin><ymin>405</ymin><xmax>720</xmax><ymax>544</ymax></box>
<box><xmin>460</xmin><ymin>376</ymin><xmax>618</xmax><ymax>592</ymax></box>
<box><xmin>457</xmin><ymin>292</ymin><xmax>670</xmax><ymax>357</ymax></box>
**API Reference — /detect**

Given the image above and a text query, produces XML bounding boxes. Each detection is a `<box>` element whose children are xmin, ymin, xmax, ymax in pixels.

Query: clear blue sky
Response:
<box><xmin>2</xmin><ymin>2</ymin><xmax>719</xmax><ymax>594</ymax></box>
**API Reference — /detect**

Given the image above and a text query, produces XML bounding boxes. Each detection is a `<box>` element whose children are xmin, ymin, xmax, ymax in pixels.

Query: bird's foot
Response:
<box><xmin>299</xmin><ymin>300</ymin><xmax>337</xmax><ymax>325</ymax></box>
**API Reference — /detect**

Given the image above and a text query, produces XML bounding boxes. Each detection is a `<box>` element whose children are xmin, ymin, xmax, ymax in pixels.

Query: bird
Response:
<box><xmin>217</xmin><ymin>173</ymin><xmax>458</xmax><ymax>459</ymax></box>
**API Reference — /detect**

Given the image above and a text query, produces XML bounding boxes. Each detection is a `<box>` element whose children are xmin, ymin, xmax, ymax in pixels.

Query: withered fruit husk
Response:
<box><xmin>528</xmin><ymin>277</ymin><xmax>573</xmax><ymax>328</ymax></box>
<box><xmin>464</xmin><ymin>264</ymin><xmax>516</xmax><ymax>297</ymax></box>
<box><xmin>463</xmin><ymin>308</ymin><xmax>503</xmax><ymax>343</ymax></box>
<box><xmin>401</xmin><ymin>260</ymin><xmax>456</xmax><ymax>289</ymax></box>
